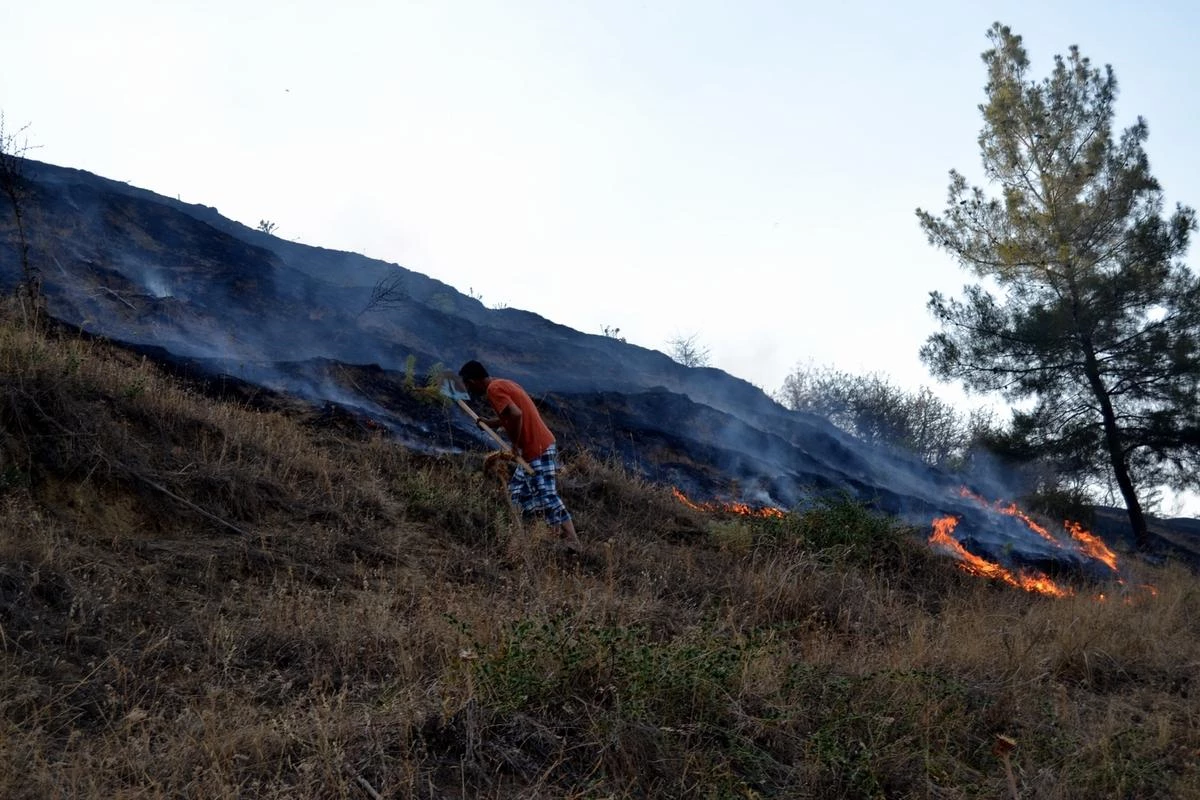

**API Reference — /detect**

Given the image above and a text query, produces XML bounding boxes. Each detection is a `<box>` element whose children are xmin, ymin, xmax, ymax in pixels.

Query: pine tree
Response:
<box><xmin>916</xmin><ymin>23</ymin><xmax>1200</xmax><ymax>549</ymax></box>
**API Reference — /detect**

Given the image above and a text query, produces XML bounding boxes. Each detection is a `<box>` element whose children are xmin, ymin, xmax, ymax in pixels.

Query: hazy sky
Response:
<box><xmin>4</xmin><ymin>0</ymin><xmax>1199</xmax><ymax>403</ymax></box>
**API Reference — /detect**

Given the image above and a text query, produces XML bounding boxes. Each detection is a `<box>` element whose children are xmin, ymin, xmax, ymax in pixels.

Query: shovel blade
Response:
<box><xmin>438</xmin><ymin>374</ymin><xmax>471</xmax><ymax>401</ymax></box>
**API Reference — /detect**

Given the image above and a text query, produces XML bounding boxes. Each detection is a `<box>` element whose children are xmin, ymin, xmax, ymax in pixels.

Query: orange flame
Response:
<box><xmin>1064</xmin><ymin>521</ymin><xmax>1119</xmax><ymax>572</ymax></box>
<box><xmin>956</xmin><ymin>488</ymin><xmax>1121</xmax><ymax>574</ymax></box>
<box><xmin>672</xmin><ymin>487</ymin><xmax>786</xmax><ymax>518</ymax></box>
<box><xmin>929</xmin><ymin>515</ymin><xmax>1073</xmax><ymax>597</ymax></box>
<box><xmin>933</xmin><ymin>488</ymin><xmax>1154</xmax><ymax>600</ymax></box>
<box><xmin>959</xmin><ymin>487</ymin><xmax>1057</xmax><ymax>544</ymax></box>
<box><xmin>1112</xmin><ymin>581</ymin><xmax>1159</xmax><ymax>605</ymax></box>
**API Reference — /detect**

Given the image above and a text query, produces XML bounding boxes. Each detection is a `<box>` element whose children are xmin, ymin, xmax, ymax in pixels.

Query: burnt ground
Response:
<box><xmin>5</xmin><ymin>158</ymin><xmax>1200</xmax><ymax>574</ymax></box>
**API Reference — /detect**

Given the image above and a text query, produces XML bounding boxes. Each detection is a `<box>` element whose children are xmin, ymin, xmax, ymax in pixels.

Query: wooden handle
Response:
<box><xmin>455</xmin><ymin>398</ymin><xmax>533</xmax><ymax>473</ymax></box>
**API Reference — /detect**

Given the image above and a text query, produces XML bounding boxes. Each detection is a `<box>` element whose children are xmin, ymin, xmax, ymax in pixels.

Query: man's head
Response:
<box><xmin>458</xmin><ymin>360</ymin><xmax>490</xmax><ymax>398</ymax></box>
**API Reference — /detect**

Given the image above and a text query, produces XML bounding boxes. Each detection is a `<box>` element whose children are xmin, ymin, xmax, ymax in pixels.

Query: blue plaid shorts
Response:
<box><xmin>508</xmin><ymin>444</ymin><xmax>572</xmax><ymax>526</ymax></box>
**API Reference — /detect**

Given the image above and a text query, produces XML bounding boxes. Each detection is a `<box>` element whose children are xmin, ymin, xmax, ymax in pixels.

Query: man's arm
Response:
<box><xmin>497</xmin><ymin>402</ymin><xmax>522</xmax><ymax>448</ymax></box>
<box><xmin>479</xmin><ymin>402</ymin><xmax>522</xmax><ymax>450</ymax></box>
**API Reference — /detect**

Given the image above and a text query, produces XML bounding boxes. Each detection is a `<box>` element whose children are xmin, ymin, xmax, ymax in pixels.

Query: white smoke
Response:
<box><xmin>145</xmin><ymin>270</ymin><xmax>173</xmax><ymax>298</ymax></box>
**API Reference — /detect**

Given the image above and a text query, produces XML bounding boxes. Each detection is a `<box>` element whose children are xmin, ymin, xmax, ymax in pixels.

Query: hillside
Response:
<box><xmin>8</xmin><ymin>158</ymin><xmax>1200</xmax><ymax>574</ymax></box>
<box><xmin>1</xmin><ymin>304</ymin><xmax>1198</xmax><ymax>799</ymax></box>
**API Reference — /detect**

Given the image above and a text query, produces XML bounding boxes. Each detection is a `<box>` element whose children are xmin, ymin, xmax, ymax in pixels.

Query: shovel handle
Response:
<box><xmin>455</xmin><ymin>398</ymin><xmax>534</xmax><ymax>473</ymax></box>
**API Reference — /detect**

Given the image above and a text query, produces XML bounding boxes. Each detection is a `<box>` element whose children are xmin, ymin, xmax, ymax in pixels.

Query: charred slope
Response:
<box><xmin>541</xmin><ymin>388</ymin><xmax>962</xmax><ymax>513</ymax></box>
<box><xmin>9</xmin><ymin>161</ymin><xmax>837</xmax><ymax>413</ymax></box>
<box><xmin>4</xmin><ymin>158</ymin><xmax>1198</xmax><ymax>567</ymax></box>
<box><xmin>3</xmin><ymin>159</ymin><xmax>863</xmax><ymax>455</ymax></box>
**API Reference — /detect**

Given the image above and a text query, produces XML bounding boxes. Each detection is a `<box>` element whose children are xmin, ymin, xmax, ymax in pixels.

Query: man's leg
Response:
<box><xmin>558</xmin><ymin>517</ymin><xmax>582</xmax><ymax>552</ymax></box>
<box><xmin>508</xmin><ymin>469</ymin><xmax>538</xmax><ymax>529</ymax></box>
<box><xmin>530</xmin><ymin>446</ymin><xmax>581</xmax><ymax>552</ymax></box>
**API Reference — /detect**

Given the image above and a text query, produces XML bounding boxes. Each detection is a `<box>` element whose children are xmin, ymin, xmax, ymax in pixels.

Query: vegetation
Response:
<box><xmin>668</xmin><ymin>332</ymin><xmax>712</xmax><ymax>368</ymax></box>
<box><xmin>0</xmin><ymin>113</ymin><xmax>40</xmax><ymax>326</ymax></box>
<box><xmin>601</xmin><ymin>324</ymin><xmax>626</xmax><ymax>342</ymax></box>
<box><xmin>1</xmin><ymin>302</ymin><xmax>1197</xmax><ymax>798</ymax></box>
<box><xmin>362</xmin><ymin>270</ymin><xmax>408</xmax><ymax>316</ymax></box>
<box><xmin>917</xmin><ymin>23</ymin><xmax>1200</xmax><ymax>550</ymax></box>
<box><xmin>775</xmin><ymin>364</ymin><xmax>997</xmax><ymax>468</ymax></box>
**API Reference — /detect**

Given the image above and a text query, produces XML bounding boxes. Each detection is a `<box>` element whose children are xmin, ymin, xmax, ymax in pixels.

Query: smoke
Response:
<box><xmin>16</xmin><ymin>158</ymin><xmax>1126</xmax><ymax>577</ymax></box>
<box><xmin>143</xmin><ymin>268</ymin><xmax>173</xmax><ymax>299</ymax></box>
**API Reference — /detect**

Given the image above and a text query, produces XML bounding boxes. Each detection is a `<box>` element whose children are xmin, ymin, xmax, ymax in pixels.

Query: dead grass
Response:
<box><xmin>1</xmin><ymin>306</ymin><xmax>1199</xmax><ymax>798</ymax></box>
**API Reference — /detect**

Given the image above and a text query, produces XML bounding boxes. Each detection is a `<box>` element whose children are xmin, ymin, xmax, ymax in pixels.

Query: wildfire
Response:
<box><xmin>1064</xmin><ymin>520</ymin><xmax>1119</xmax><ymax>572</ymax></box>
<box><xmin>955</xmin><ymin>487</ymin><xmax>1120</xmax><ymax>572</ymax></box>
<box><xmin>674</xmin><ymin>483</ymin><xmax>1141</xmax><ymax>601</ymax></box>
<box><xmin>1097</xmin><ymin>583</ymin><xmax>1158</xmax><ymax>605</ymax></box>
<box><xmin>930</xmin><ymin>515</ymin><xmax>1073</xmax><ymax>598</ymax></box>
<box><xmin>932</xmin><ymin>487</ymin><xmax>1135</xmax><ymax>599</ymax></box>
<box><xmin>672</xmin><ymin>488</ymin><xmax>786</xmax><ymax>518</ymax></box>
<box><xmin>959</xmin><ymin>487</ymin><xmax>1055</xmax><ymax>543</ymax></box>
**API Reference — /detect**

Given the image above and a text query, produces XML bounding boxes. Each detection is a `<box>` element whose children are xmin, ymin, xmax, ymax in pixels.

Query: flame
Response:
<box><xmin>1113</xmin><ymin>581</ymin><xmax>1159</xmax><ymax>605</ymax></box>
<box><xmin>933</xmin><ymin>488</ymin><xmax>1153</xmax><ymax>600</ymax></box>
<box><xmin>672</xmin><ymin>488</ymin><xmax>786</xmax><ymax>518</ymax></box>
<box><xmin>676</xmin><ymin>484</ymin><xmax>1144</xmax><ymax>602</ymax></box>
<box><xmin>929</xmin><ymin>515</ymin><xmax>1073</xmax><ymax>597</ymax></box>
<box><xmin>959</xmin><ymin>487</ymin><xmax>1057</xmax><ymax>544</ymax></box>
<box><xmin>1064</xmin><ymin>520</ymin><xmax>1119</xmax><ymax>572</ymax></box>
<box><xmin>956</xmin><ymin>488</ymin><xmax>1121</xmax><ymax>574</ymax></box>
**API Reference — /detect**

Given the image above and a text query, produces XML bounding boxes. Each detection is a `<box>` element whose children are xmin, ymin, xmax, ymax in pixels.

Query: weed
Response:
<box><xmin>749</xmin><ymin>492</ymin><xmax>912</xmax><ymax>568</ymax></box>
<box><xmin>461</xmin><ymin>613</ymin><xmax>763</xmax><ymax>729</ymax></box>
<box><xmin>403</xmin><ymin>354</ymin><xmax>416</xmax><ymax>388</ymax></box>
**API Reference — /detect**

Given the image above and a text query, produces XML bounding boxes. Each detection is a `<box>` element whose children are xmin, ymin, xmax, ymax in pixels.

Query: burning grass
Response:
<box><xmin>928</xmin><ymin>487</ymin><xmax>1142</xmax><ymax>600</ymax></box>
<box><xmin>1</xmin><ymin>306</ymin><xmax>1199</xmax><ymax>798</ymax></box>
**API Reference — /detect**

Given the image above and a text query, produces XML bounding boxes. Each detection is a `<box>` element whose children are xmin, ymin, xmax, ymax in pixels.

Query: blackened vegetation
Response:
<box><xmin>4</xmin><ymin>158</ymin><xmax>1199</xmax><ymax>571</ymax></box>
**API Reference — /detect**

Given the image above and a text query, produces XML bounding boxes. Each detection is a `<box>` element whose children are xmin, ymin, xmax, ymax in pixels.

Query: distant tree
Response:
<box><xmin>0</xmin><ymin>113</ymin><xmax>41</xmax><ymax>326</ymax></box>
<box><xmin>667</xmin><ymin>332</ymin><xmax>711</xmax><ymax>368</ymax></box>
<box><xmin>256</xmin><ymin>220</ymin><xmax>278</xmax><ymax>235</ymax></box>
<box><xmin>776</xmin><ymin>365</ymin><xmax>996</xmax><ymax>466</ymax></box>
<box><xmin>916</xmin><ymin>23</ymin><xmax>1200</xmax><ymax>549</ymax></box>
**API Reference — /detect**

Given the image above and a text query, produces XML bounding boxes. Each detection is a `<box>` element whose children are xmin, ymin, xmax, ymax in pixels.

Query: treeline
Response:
<box><xmin>774</xmin><ymin>365</ymin><xmax>995</xmax><ymax>470</ymax></box>
<box><xmin>773</xmin><ymin>364</ymin><xmax>1098</xmax><ymax>521</ymax></box>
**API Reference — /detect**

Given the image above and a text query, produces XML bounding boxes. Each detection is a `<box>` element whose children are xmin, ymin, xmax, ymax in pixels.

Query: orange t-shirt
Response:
<box><xmin>486</xmin><ymin>379</ymin><xmax>555</xmax><ymax>460</ymax></box>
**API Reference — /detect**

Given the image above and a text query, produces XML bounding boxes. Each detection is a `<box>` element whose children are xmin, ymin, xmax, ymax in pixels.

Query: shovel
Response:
<box><xmin>439</xmin><ymin>375</ymin><xmax>533</xmax><ymax>473</ymax></box>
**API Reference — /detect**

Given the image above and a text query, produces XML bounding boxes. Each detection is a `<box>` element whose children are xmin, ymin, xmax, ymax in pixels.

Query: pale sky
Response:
<box><xmin>5</xmin><ymin>0</ymin><xmax>1199</xmax><ymax>405</ymax></box>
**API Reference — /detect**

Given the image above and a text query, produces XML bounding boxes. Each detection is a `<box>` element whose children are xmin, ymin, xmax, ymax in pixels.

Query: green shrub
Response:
<box><xmin>751</xmin><ymin>493</ymin><xmax>909</xmax><ymax>568</ymax></box>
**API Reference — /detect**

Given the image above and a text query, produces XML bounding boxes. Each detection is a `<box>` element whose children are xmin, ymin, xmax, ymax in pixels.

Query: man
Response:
<box><xmin>458</xmin><ymin>360</ymin><xmax>582</xmax><ymax>551</ymax></box>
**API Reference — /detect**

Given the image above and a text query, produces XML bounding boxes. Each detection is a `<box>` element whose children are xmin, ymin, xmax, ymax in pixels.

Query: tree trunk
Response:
<box><xmin>1082</xmin><ymin>346</ymin><xmax>1151</xmax><ymax>550</ymax></box>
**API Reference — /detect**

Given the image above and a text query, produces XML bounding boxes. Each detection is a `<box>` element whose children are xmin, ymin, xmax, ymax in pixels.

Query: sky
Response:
<box><xmin>4</xmin><ymin>1</ymin><xmax>1200</xmax><ymax>403</ymax></box>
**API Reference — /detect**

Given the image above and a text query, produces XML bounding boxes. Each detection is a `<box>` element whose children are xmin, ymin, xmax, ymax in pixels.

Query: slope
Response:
<box><xmin>1</xmin><ymin>302</ymin><xmax>1198</xmax><ymax>798</ymax></box>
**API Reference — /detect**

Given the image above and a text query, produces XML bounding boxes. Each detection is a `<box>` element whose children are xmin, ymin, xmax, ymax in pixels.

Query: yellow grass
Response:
<box><xmin>1</xmin><ymin>306</ymin><xmax>1198</xmax><ymax>798</ymax></box>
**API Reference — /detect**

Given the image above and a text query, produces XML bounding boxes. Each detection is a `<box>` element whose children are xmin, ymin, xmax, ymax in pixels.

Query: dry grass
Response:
<box><xmin>1</xmin><ymin>306</ymin><xmax>1199</xmax><ymax>798</ymax></box>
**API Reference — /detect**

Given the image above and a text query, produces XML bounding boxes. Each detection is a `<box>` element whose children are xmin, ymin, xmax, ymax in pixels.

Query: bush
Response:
<box><xmin>750</xmin><ymin>493</ymin><xmax>913</xmax><ymax>569</ymax></box>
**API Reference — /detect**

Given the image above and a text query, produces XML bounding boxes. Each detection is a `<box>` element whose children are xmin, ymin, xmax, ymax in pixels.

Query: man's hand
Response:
<box><xmin>478</xmin><ymin>416</ymin><xmax>502</xmax><ymax>431</ymax></box>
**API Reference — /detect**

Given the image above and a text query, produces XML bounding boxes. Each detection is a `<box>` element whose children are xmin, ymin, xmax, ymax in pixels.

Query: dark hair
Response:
<box><xmin>458</xmin><ymin>360</ymin><xmax>488</xmax><ymax>381</ymax></box>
